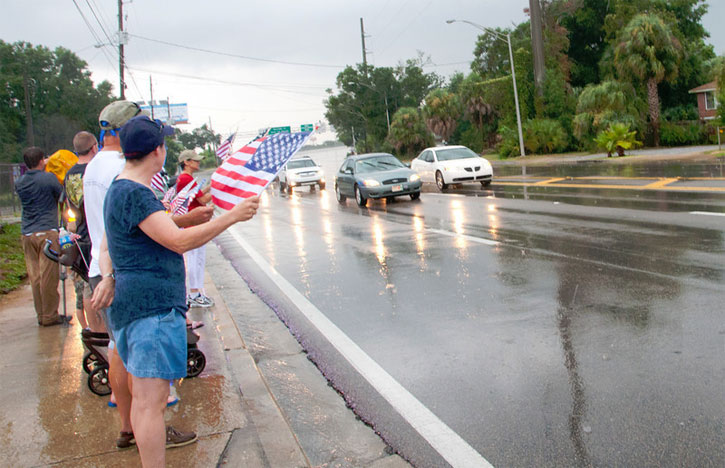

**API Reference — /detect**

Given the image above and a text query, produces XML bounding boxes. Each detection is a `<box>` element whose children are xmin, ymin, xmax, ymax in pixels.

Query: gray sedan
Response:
<box><xmin>334</xmin><ymin>153</ymin><xmax>422</xmax><ymax>207</ymax></box>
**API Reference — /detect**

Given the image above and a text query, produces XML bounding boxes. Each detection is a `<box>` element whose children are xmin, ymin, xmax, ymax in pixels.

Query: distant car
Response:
<box><xmin>334</xmin><ymin>153</ymin><xmax>422</xmax><ymax>207</ymax></box>
<box><xmin>278</xmin><ymin>156</ymin><xmax>325</xmax><ymax>192</ymax></box>
<box><xmin>410</xmin><ymin>145</ymin><xmax>493</xmax><ymax>191</ymax></box>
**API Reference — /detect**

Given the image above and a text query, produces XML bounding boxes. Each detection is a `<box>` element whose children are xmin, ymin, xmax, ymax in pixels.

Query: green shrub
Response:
<box><xmin>523</xmin><ymin>118</ymin><xmax>569</xmax><ymax>154</ymax></box>
<box><xmin>594</xmin><ymin>123</ymin><xmax>642</xmax><ymax>157</ymax></box>
<box><xmin>496</xmin><ymin>125</ymin><xmax>520</xmax><ymax>158</ymax></box>
<box><xmin>660</xmin><ymin>121</ymin><xmax>707</xmax><ymax>146</ymax></box>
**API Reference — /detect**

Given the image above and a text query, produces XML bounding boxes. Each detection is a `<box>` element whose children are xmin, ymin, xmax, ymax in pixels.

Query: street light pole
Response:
<box><xmin>446</xmin><ymin>19</ymin><xmax>525</xmax><ymax>157</ymax></box>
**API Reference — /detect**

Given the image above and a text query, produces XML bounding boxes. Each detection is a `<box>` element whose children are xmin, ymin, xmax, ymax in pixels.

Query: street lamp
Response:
<box><xmin>346</xmin><ymin>81</ymin><xmax>391</xmax><ymax>133</ymax></box>
<box><xmin>446</xmin><ymin>19</ymin><xmax>525</xmax><ymax>157</ymax></box>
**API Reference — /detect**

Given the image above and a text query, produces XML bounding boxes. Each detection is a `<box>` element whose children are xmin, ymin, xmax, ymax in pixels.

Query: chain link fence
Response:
<box><xmin>0</xmin><ymin>164</ymin><xmax>24</xmax><ymax>220</ymax></box>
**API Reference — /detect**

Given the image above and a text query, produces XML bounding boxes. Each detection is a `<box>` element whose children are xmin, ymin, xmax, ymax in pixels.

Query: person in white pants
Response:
<box><xmin>176</xmin><ymin>149</ymin><xmax>214</xmax><ymax>308</ymax></box>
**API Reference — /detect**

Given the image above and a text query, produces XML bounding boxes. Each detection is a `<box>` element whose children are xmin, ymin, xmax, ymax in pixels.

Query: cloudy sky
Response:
<box><xmin>3</xmin><ymin>1</ymin><xmax>724</xmax><ymax>140</ymax></box>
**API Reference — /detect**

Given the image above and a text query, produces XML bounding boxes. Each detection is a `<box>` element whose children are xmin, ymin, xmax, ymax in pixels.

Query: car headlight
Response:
<box><xmin>409</xmin><ymin>174</ymin><xmax>420</xmax><ymax>182</ymax></box>
<box><xmin>362</xmin><ymin>179</ymin><xmax>380</xmax><ymax>187</ymax></box>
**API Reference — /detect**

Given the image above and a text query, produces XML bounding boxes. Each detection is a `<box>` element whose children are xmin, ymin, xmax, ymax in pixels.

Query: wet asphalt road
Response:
<box><xmin>225</xmin><ymin>147</ymin><xmax>724</xmax><ymax>467</ymax></box>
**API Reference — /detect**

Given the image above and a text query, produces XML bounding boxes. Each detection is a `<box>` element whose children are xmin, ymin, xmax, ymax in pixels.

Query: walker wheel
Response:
<box><xmin>186</xmin><ymin>348</ymin><xmax>206</xmax><ymax>378</ymax></box>
<box><xmin>88</xmin><ymin>366</ymin><xmax>112</xmax><ymax>396</ymax></box>
<box><xmin>82</xmin><ymin>351</ymin><xmax>99</xmax><ymax>374</ymax></box>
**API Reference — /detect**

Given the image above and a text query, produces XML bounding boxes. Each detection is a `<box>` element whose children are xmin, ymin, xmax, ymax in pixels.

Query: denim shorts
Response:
<box><xmin>112</xmin><ymin>308</ymin><xmax>187</xmax><ymax>380</ymax></box>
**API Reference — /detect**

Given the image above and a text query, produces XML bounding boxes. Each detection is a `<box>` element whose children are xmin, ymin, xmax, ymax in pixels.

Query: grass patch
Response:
<box><xmin>0</xmin><ymin>223</ymin><xmax>27</xmax><ymax>294</ymax></box>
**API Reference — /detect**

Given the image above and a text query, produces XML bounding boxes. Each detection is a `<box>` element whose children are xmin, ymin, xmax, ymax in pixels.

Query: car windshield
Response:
<box><xmin>355</xmin><ymin>155</ymin><xmax>404</xmax><ymax>173</ymax></box>
<box><xmin>436</xmin><ymin>147</ymin><xmax>479</xmax><ymax>161</ymax></box>
<box><xmin>287</xmin><ymin>159</ymin><xmax>316</xmax><ymax>169</ymax></box>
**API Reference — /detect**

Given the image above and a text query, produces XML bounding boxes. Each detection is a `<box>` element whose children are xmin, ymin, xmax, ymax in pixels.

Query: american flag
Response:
<box><xmin>216</xmin><ymin>133</ymin><xmax>236</xmax><ymax>162</ymax></box>
<box><xmin>169</xmin><ymin>179</ymin><xmax>200</xmax><ymax>215</ymax></box>
<box><xmin>150</xmin><ymin>170</ymin><xmax>169</xmax><ymax>193</ymax></box>
<box><xmin>211</xmin><ymin>132</ymin><xmax>311</xmax><ymax>210</ymax></box>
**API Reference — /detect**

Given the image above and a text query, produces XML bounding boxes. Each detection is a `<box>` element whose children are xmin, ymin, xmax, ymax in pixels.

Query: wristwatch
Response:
<box><xmin>103</xmin><ymin>272</ymin><xmax>115</xmax><ymax>280</ymax></box>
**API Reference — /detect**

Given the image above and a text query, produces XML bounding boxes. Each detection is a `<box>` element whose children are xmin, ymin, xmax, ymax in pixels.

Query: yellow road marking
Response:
<box><xmin>643</xmin><ymin>178</ymin><xmax>679</xmax><ymax>189</ymax></box>
<box><xmin>533</xmin><ymin>177</ymin><xmax>566</xmax><ymax>185</ymax></box>
<box><xmin>493</xmin><ymin>181</ymin><xmax>725</xmax><ymax>192</ymax></box>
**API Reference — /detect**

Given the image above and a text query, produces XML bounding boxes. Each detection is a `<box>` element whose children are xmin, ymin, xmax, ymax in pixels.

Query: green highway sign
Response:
<box><xmin>301</xmin><ymin>124</ymin><xmax>314</xmax><ymax>132</ymax></box>
<box><xmin>268</xmin><ymin>126</ymin><xmax>291</xmax><ymax>134</ymax></box>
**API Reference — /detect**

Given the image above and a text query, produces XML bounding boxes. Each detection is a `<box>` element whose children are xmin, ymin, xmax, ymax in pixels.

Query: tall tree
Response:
<box><xmin>422</xmin><ymin>89</ymin><xmax>461</xmax><ymax>144</ymax></box>
<box><xmin>614</xmin><ymin>14</ymin><xmax>682</xmax><ymax>146</ymax></box>
<box><xmin>0</xmin><ymin>40</ymin><xmax>113</xmax><ymax>161</ymax></box>
<box><xmin>387</xmin><ymin>107</ymin><xmax>433</xmax><ymax>157</ymax></box>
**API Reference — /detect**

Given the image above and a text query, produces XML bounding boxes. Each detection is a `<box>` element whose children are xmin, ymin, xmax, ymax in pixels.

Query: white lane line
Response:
<box><xmin>228</xmin><ymin>225</ymin><xmax>493</xmax><ymax>468</ymax></box>
<box><xmin>428</xmin><ymin>228</ymin><xmax>499</xmax><ymax>246</ymax></box>
<box><xmin>690</xmin><ymin>211</ymin><xmax>725</xmax><ymax>217</ymax></box>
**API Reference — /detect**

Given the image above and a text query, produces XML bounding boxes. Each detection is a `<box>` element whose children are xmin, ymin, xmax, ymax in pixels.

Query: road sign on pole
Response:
<box><xmin>301</xmin><ymin>124</ymin><xmax>314</xmax><ymax>132</ymax></box>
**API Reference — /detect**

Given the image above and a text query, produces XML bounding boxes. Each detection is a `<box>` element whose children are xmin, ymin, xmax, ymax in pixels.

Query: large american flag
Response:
<box><xmin>211</xmin><ymin>132</ymin><xmax>311</xmax><ymax>210</ymax></box>
<box><xmin>216</xmin><ymin>133</ymin><xmax>236</xmax><ymax>162</ymax></box>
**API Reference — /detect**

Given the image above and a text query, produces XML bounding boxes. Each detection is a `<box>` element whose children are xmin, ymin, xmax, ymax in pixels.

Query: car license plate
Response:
<box><xmin>392</xmin><ymin>184</ymin><xmax>402</xmax><ymax>192</ymax></box>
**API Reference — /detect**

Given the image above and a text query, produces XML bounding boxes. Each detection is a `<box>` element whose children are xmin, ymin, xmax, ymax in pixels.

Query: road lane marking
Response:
<box><xmin>228</xmin><ymin>225</ymin><xmax>494</xmax><ymax>468</ymax></box>
<box><xmin>428</xmin><ymin>228</ymin><xmax>499</xmax><ymax>246</ymax></box>
<box><xmin>643</xmin><ymin>178</ymin><xmax>679</xmax><ymax>189</ymax></box>
<box><xmin>493</xmin><ymin>181</ymin><xmax>725</xmax><ymax>192</ymax></box>
<box><xmin>690</xmin><ymin>211</ymin><xmax>725</xmax><ymax>217</ymax></box>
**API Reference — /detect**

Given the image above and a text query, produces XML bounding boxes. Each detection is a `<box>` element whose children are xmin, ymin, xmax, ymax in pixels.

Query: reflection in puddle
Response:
<box><xmin>412</xmin><ymin>215</ymin><xmax>427</xmax><ymax>270</ymax></box>
<box><xmin>451</xmin><ymin>200</ymin><xmax>467</xmax><ymax>252</ymax></box>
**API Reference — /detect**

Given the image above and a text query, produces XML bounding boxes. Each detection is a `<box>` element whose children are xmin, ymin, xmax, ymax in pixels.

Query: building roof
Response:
<box><xmin>688</xmin><ymin>81</ymin><xmax>718</xmax><ymax>94</ymax></box>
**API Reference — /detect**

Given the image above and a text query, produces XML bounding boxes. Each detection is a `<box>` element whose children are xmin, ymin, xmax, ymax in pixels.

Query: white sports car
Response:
<box><xmin>410</xmin><ymin>145</ymin><xmax>493</xmax><ymax>191</ymax></box>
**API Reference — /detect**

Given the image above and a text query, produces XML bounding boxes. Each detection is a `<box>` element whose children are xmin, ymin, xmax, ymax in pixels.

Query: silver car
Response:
<box><xmin>278</xmin><ymin>156</ymin><xmax>325</xmax><ymax>193</ymax></box>
<box><xmin>334</xmin><ymin>153</ymin><xmax>422</xmax><ymax>207</ymax></box>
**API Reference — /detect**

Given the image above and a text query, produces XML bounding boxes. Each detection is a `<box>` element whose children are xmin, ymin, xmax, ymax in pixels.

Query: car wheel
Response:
<box><xmin>319</xmin><ymin>181</ymin><xmax>326</xmax><ymax>190</ymax></box>
<box><xmin>335</xmin><ymin>184</ymin><xmax>346</xmax><ymax>204</ymax></box>
<box><xmin>435</xmin><ymin>171</ymin><xmax>448</xmax><ymax>191</ymax></box>
<box><xmin>385</xmin><ymin>196</ymin><xmax>395</xmax><ymax>203</ymax></box>
<box><xmin>310</xmin><ymin>184</ymin><xmax>316</xmax><ymax>192</ymax></box>
<box><xmin>354</xmin><ymin>185</ymin><xmax>367</xmax><ymax>207</ymax></box>
<box><xmin>410</xmin><ymin>191</ymin><xmax>420</xmax><ymax>200</ymax></box>
<box><xmin>481</xmin><ymin>180</ymin><xmax>491</xmax><ymax>188</ymax></box>
<box><xmin>279</xmin><ymin>181</ymin><xmax>286</xmax><ymax>192</ymax></box>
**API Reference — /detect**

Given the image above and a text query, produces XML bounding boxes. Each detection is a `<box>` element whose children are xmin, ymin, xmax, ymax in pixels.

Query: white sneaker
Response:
<box><xmin>188</xmin><ymin>294</ymin><xmax>214</xmax><ymax>308</ymax></box>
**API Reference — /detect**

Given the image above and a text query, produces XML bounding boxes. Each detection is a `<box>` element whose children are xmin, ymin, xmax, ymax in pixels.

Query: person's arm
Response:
<box><xmin>90</xmin><ymin>234</ymin><xmax>115</xmax><ymax>309</ymax></box>
<box><xmin>139</xmin><ymin>196</ymin><xmax>259</xmax><ymax>254</ymax></box>
<box><xmin>171</xmin><ymin>206</ymin><xmax>214</xmax><ymax>227</ymax></box>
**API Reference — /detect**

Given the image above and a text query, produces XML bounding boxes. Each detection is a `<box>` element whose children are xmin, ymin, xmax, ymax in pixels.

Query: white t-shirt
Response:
<box><xmin>83</xmin><ymin>149</ymin><xmax>126</xmax><ymax>278</ymax></box>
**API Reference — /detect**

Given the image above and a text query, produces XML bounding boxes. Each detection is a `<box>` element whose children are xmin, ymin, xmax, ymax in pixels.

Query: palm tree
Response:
<box><xmin>387</xmin><ymin>107</ymin><xmax>433</xmax><ymax>157</ymax></box>
<box><xmin>422</xmin><ymin>89</ymin><xmax>461</xmax><ymax>144</ymax></box>
<box><xmin>459</xmin><ymin>73</ymin><xmax>497</xmax><ymax>149</ymax></box>
<box><xmin>613</xmin><ymin>14</ymin><xmax>682</xmax><ymax>147</ymax></box>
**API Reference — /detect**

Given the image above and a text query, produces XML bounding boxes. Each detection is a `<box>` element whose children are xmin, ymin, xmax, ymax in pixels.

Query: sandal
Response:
<box><xmin>186</xmin><ymin>321</ymin><xmax>204</xmax><ymax>330</ymax></box>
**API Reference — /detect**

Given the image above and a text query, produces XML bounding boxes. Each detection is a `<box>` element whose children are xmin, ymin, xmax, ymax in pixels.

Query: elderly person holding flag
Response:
<box><xmin>92</xmin><ymin>115</ymin><xmax>259</xmax><ymax>467</ymax></box>
<box><xmin>176</xmin><ymin>149</ymin><xmax>214</xmax><ymax>308</ymax></box>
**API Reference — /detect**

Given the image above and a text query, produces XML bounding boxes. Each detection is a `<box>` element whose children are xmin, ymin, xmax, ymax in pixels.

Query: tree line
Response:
<box><xmin>325</xmin><ymin>0</ymin><xmax>725</xmax><ymax>158</ymax></box>
<box><xmin>0</xmin><ymin>40</ymin><xmax>223</xmax><ymax>172</ymax></box>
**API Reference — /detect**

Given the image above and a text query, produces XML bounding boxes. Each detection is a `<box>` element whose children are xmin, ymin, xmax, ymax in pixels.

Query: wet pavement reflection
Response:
<box><xmin>238</xmin><ymin>147</ymin><xmax>724</xmax><ymax>467</ymax></box>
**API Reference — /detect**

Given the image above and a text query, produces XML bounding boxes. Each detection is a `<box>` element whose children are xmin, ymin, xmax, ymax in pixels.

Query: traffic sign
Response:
<box><xmin>301</xmin><ymin>124</ymin><xmax>314</xmax><ymax>132</ymax></box>
<box><xmin>268</xmin><ymin>126</ymin><xmax>291</xmax><ymax>135</ymax></box>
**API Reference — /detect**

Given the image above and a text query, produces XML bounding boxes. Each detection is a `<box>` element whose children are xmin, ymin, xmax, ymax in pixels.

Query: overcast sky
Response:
<box><xmin>3</xmin><ymin>0</ymin><xmax>724</xmax><ymax>140</ymax></box>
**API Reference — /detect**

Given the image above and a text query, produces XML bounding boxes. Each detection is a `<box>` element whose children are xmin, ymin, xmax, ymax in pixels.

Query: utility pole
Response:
<box><xmin>529</xmin><ymin>0</ymin><xmax>545</xmax><ymax>96</ymax></box>
<box><xmin>118</xmin><ymin>0</ymin><xmax>126</xmax><ymax>99</ymax></box>
<box><xmin>149</xmin><ymin>76</ymin><xmax>154</xmax><ymax>119</ymax></box>
<box><xmin>360</xmin><ymin>18</ymin><xmax>368</xmax><ymax>69</ymax></box>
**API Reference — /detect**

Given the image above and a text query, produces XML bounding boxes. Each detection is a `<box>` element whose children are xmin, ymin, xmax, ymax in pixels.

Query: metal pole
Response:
<box><xmin>384</xmin><ymin>93</ymin><xmax>390</xmax><ymax>132</ymax></box>
<box><xmin>507</xmin><ymin>33</ymin><xmax>526</xmax><ymax>157</ymax></box>
<box><xmin>360</xmin><ymin>18</ymin><xmax>368</xmax><ymax>69</ymax></box>
<box><xmin>118</xmin><ymin>0</ymin><xmax>125</xmax><ymax>99</ymax></box>
<box><xmin>149</xmin><ymin>76</ymin><xmax>155</xmax><ymax>119</ymax></box>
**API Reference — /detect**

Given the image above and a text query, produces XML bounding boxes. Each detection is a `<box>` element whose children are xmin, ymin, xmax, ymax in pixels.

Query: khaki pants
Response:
<box><xmin>21</xmin><ymin>231</ymin><xmax>60</xmax><ymax>325</ymax></box>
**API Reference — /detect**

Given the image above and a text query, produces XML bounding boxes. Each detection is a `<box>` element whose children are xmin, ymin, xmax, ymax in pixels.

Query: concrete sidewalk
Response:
<box><xmin>0</xmin><ymin>240</ymin><xmax>408</xmax><ymax>467</ymax></box>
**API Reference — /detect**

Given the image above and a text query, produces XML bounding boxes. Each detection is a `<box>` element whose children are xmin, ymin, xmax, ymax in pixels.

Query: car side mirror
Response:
<box><xmin>345</xmin><ymin>168</ymin><xmax>353</xmax><ymax>174</ymax></box>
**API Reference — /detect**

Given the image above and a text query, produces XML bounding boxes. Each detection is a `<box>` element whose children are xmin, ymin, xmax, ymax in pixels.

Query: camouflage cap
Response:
<box><xmin>99</xmin><ymin>101</ymin><xmax>149</xmax><ymax>130</ymax></box>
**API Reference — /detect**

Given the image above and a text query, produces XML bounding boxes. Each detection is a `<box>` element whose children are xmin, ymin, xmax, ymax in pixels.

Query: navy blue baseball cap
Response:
<box><xmin>119</xmin><ymin>115</ymin><xmax>175</xmax><ymax>159</ymax></box>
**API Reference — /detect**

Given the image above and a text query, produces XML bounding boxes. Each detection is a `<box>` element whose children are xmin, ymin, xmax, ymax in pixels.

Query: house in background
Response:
<box><xmin>688</xmin><ymin>81</ymin><xmax>719</xmax><ymax>120</ymax></box>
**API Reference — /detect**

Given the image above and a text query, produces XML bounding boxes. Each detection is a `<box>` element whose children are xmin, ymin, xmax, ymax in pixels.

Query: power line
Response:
<box><xmin>128</xmin><ymin>34</ymin><xmax>345</xmax><ymax>69</ymax></box>
<box><xmin>70</xmin><ymin>0</ymin><xmax>117</xmax><ymax>72</ymax></box>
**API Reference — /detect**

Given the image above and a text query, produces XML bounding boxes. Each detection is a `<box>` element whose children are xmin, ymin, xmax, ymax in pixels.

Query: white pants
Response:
<box><xmin>184</xmin><ymin>244</ymin><xmax>206</xmax><ymax>292</ymax></box>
